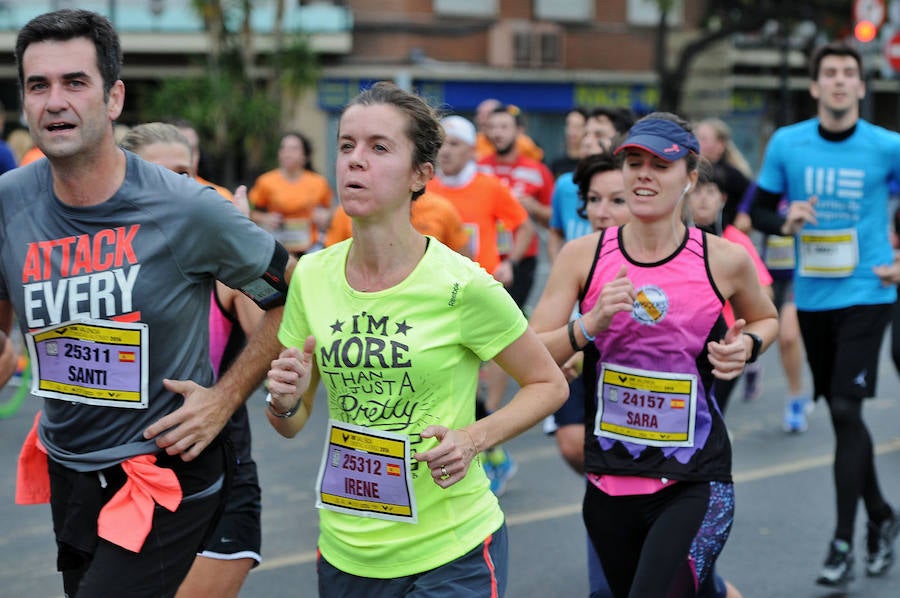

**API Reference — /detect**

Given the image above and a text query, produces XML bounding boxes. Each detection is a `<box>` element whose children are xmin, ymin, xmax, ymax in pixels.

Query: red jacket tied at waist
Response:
<box><xmin>15</xmin><ymin>410</ymin><xmax>49</xmax><ymax>504</ymax></box>
<box><xmin>98</xmin><ymin>454</ymin><xmax>182</xmax><ymax>552</ymax></box>
<box><xmin>16</xmin><ymin>411</ymin><xmax>183</xmax><ymax>552</ymax></box>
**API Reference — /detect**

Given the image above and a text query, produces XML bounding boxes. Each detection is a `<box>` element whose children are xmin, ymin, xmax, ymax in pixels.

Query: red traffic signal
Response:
<box><xmin>855</xmin><ymin>19</ymin><xmax>878</xmax><ymax>43</ymax></box>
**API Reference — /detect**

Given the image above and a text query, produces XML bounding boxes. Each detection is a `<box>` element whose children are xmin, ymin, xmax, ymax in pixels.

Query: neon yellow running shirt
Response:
<box><xmin>279</xmin><ymin>237</ymin><xmax>527</xmax><ymax>578</ymax></box>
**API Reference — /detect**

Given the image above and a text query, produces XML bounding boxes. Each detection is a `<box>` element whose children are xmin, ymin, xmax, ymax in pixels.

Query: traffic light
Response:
<box><xmin>852</xmin><ymin>0</ymin><xmax>886</xmax><ymax>44</ymax></box>
<box><xmin>855</xmin><ymin>19</ymin><xmax>878</xmax><ymax>43</ymax></box>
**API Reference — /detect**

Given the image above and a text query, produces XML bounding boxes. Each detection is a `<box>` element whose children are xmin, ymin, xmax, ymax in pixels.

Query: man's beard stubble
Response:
<box><xmin>494</xmin><ymin>141</ymin><xmax>514</xmax><ymax>156</ymax></box>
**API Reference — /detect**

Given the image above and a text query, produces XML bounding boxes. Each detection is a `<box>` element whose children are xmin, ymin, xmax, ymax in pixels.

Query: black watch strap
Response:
<box><xmin>742</xmin><ymin>332</ymin><xmax>763</xmax><ymax>364</ymax></box>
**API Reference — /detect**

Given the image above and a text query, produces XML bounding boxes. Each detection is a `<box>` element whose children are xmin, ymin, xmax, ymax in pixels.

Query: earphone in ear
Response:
<box><xmin>682</xmin><ymin>183</ymin><xmax>691</xmax><ymax>195</ymax></box>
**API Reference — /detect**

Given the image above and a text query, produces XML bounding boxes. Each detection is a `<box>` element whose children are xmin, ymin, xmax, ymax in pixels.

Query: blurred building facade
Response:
<box><xmin>1</xmin><ymin>1</ymin><xmax>898</xmax><ymax>181</ymax></box>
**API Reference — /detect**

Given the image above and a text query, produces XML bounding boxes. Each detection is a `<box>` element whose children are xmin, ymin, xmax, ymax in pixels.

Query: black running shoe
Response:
<box><xmin>816</xmin><ymin>539</ymin><xmax>854</xmax><ymax>587</ymax></box>
<box><xmin>866</xmin><ymin>511</ymin><xmax>900</xmax><ymax>576</ymax></box>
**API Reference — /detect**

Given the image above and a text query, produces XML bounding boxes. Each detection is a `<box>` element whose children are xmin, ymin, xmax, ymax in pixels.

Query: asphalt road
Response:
<box><xmin>0</xmin><ymin>337</ymin><xmax>898</xmax><ymax>597</ymax></box>
<box><xmin>2</xmin><ymin>225</ymin><xmax>899</xmax><ymax>598</ymax></box>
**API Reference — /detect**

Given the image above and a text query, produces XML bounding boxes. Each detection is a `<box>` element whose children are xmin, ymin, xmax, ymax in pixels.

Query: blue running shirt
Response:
<box><xmin>756</xmin><ymin>119</ymin><xmax>900</xmax><ymax>310</ymax></box>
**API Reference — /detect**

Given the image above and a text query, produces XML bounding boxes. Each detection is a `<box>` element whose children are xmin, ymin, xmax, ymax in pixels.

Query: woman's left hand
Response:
<box><xmin>413</xmin><ymin>426</ymin><xmax>479</xmax><ymax>489</ymax></box>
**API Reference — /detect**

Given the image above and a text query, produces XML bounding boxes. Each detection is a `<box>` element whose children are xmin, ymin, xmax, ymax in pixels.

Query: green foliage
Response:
<box><xmin>139</xmin><ymin>1</ymin><xmax>320</xmax><ymax>182</ymax></box>
<box><xmin>142</xmin><ymin>49</ymin><xmax>286</xmax><ymax>146</ymax></box>
<box><xmin>273</xmin><ymin>37</ymin><xmax>320</xmax><ymax>91</ymax></box>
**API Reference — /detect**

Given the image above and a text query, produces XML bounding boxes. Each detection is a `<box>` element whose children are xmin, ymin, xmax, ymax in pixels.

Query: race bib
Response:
<box><xmin>25</xmin><ymin>319</ymin><xmax>149</xmax><ymax>408</ymax></box>
<box><xmin>276</xmin><ymin>217</ymin><xmax>313</xmax><ymax>252</ymax></box>
<box><xmin>463</xmin><ymin>222</ymin><xmax>480</xmax><ymax>261</ymax></box>
<box><xmin>496</xmin><ymin>222</ymin><xmax>513</xmax><ymax>256</ymax></box>
<box><xmin>798</xmin><ymin>228</ymin><xmax>858</xmax><ymax>277</ymax></box>
<box><xmin>315</xmin><ymin>420</ymin><xmax>418</xmax><ymax>524</ymax></box>
<box><xmin>594</xmin><ymin>362</ymin><xmax>697</xmax><ymax>448</ymax></box>
<box><xmin>764</xmin><ymin>235</ymin><xmax>796</xmax><ymax>270</ymax></box>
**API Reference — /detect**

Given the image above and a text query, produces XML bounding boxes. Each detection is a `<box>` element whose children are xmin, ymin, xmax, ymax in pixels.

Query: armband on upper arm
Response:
<box><xmin>239</xmin><ymin>242</ymin><xmax>289</xmax><ymax>310</ymax></box>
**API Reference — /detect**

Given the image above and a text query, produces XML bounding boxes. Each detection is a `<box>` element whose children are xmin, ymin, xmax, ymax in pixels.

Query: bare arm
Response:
<box><xmin>266</xmin><ymin>337</ymin><xmax>319</xmax><ymax>438</ymax></box>
<box><xmin>0</xmin><ymin>299</ymin><xmax>13</xmax><ymax>335</ymax></box>
<box><xmin>0</xmin><ymin>301</ymin><xmax>15</xmax><ymax>388</ymax></box>
<box><xmin>520</xmin><ymin>195</ymin><xmax>551</xmax><ymax>228</ymax></box>
<box><xmin>251</xmin><ymin>209</ymin><xmax>283</xmax><ymax>230</ymax></box>
<box><xmin>547</xmin><ymin>228</ymin><xmax>565</xmax><ymax>263</ymax></box>
<box><xmin>492</xmin><ymin>180</ymin><xmax>536</xmax><ymax>282</ymax></box>
<box><xmin>231</xmin><ymin>185</ymin><xmax>250</xmax><ymax>217</ymax></box>
<box><xmin>412</xmin><ymin>327</ymin><xmax>568</xmax><ymax>488</ymax></box>
<box><xmin>223</xmin><ymin>282</ymin><xmax>266</xmax><ymax>336</ymax></box>
<box><xmin>493</xmin><ymin>218</ymin><xmax>537</xmax><ymax>284</ymax></box>
<box><xmin>530</xmin><ymin>233</ymin><xmax>603</xmax><ymax>365</ymax></box>
<box><xmin>509</xmin><ymin>217</ymin><xmax>536</xmax><ymax>265</ymax></box>
<box><xmin>144</xmin><ymin>257</ymin><xmax>298</xmax><ymax>461</ymax></box>
<box><xmin>706</xmin><ymin>236</ymin><xmax>779</xmax><ymax>379</ymax></box>
<box><xmin>474</xmin><ymin>328</ymin><xmax>569</xmax><ymax>448</ymax></box>
<box><xmin>312</xmin><ymin>205</ymin><xmax>333</xmax><ymax>233</ymax></box>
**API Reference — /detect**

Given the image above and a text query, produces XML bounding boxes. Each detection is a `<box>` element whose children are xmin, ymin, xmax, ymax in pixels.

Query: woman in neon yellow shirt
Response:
<box><xmin>265</xmin><ymin>81</ymin><xmax>568</xmax><ymax>597</ymax></box>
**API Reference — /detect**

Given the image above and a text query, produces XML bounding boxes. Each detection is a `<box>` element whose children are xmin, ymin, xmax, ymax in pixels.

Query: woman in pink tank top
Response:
<box><xmin>530</xmin><ymin>114</ymin><xmax>779</xmax><ymax>598</ymax></box>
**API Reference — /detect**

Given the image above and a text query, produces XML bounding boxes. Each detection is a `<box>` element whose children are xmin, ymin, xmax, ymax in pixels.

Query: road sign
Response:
<box><xmin>886</xmin><ymin>31</ymin><xmax>900</xmax><ymax>71</ymax></box>
<box><xmin>855</xmin><ymin>0</ymin><xmax>887</xmax><ymax>27</ymax></box>
<box><xmin>891</xmin><ymin>0</ymin><xmax>900</xmax><ymax>25</ymax></box>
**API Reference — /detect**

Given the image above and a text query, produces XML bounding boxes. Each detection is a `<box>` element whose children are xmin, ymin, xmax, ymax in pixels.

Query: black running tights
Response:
<box><xmin>828</xmin><ymin>395</ymin><xmax>891</xmax><ymax>543</ymax></box>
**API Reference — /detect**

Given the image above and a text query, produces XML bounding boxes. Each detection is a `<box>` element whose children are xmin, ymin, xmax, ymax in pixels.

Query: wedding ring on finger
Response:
<box><xmin>440</xmin><ymin>465</ymin><xmax>449</xmax><ymax>480</ymax></box>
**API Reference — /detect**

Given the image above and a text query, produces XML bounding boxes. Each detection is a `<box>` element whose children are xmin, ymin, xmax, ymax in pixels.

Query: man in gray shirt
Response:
<box><xmin>0</xmin><ymin>9</ymin><xmax>293</xmax><ymax>596</ymax></box>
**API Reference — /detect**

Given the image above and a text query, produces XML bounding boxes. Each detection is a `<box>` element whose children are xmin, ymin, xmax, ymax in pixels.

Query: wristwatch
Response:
<box><xmin>266</xmin><ymin>392</ymin><xmax>303</xmax><ymax>418</ymax></box>
<box><xmin>742</xmin><ymin>332</ymin><xmax>763</xmax><ymax>364</ymax></box>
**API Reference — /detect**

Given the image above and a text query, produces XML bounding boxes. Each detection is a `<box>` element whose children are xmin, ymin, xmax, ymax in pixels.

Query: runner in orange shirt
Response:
<box><xmin>325</xmin><ymin>190</ymin><xmax>470</xmax><ymax>256</ymax></box>
<box><xmin>474</xmin><ymin>98</ymin><xmax>543</xmax><ymax>162</ymax></box>
<box><xmin>18</xmin><ymin>145</ymin><xmax>44</xmax><ymax>165</ymax></box>
<box><xmin>428</xmin><ymin>116</ymin><xmax>533</xmax><ymax>281</ymax></box>
<box><xmin>249</xmin><ymin>131</ymin><xmax>334</xmax><ymax>254</ymax></box>
<box><xmin>477</xmin><ymin>107</ymin><xmax>555</xmax><ymax>477</ymax></box>
<box><xmin>478</xmin><ymin>104</ymin><xmax>555</xmax><ymax>308</ymax></box>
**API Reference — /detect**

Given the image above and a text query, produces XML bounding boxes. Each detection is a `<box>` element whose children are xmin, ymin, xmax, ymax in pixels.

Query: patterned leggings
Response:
<box><xmin>583</xmin><ymin>480</ymin><xmax>734</xmax><ymax>598</ymax></box>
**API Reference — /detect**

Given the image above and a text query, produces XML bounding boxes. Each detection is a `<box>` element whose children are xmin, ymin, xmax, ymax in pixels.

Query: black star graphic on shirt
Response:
<box><xmin>395</xmin><ymin>320</ymin><xmax>412</xmax><ymax>335</ymax></box>
<box><xmin>330</xmin><ymin>320</ymin><xmax>344</xmax><ymax>334</ymax></box>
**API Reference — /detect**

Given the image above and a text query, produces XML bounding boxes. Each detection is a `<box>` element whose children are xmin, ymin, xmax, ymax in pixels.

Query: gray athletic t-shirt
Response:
<box><xmin>0</xmin><ymin>151</ymin><xmax>275</xmax><ymax>471</ymax></box>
